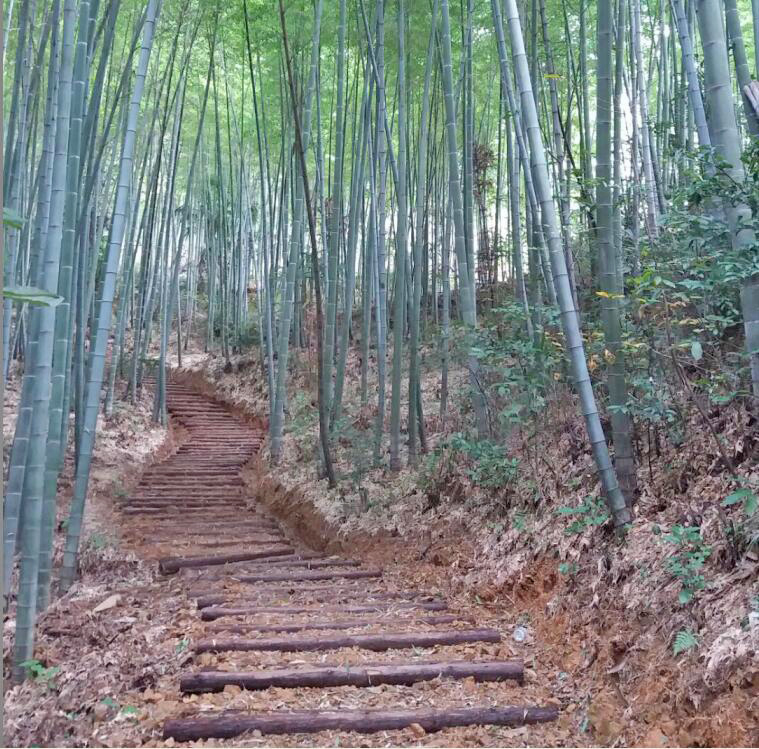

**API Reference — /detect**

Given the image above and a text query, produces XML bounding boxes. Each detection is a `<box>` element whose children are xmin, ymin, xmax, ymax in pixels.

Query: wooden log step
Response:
<box><xmin>125</xmin><ymin>497</ymin><xmax>245</xmax><ymax>503</ymax></box>
<box><xmin>188</xmin><ymin>558</ymin><xmax>361</xmax><ymax>578</ymax></box>
<box><xmin>202</xmin><ymin>614</ymin><xmax>461</xmax><ymax>635</ymax></box>
<box><xmin>123</xmin><ymin>509</ymin><xmax>252</xmax><ymax>519</ymax></box>
<box><xmin>154</xmin><ymin>464</ymin><xmax>246</xmax><ymax>470</ymax></box>
<box><xmin>199</xmin><ymin>600</ymin><xmax>448</xmax><ymax>620</ymax></box>
<box><xmin>124</xmin><ymin>502</ymin><xmax>249</xmax><ymax>512</ymax></box>
<box><xmin>176</xmin><ymin>442</ymin><xmax>254</xmax><ymax>447</ymax></box>
<box><xmin>194</xmin><ymin>589</ymin><xmax>425</xmax><ymax>608</ymax></box>
<box><xmin>148</xmin><ymin>535</ymin><xmax>285</xmax><ymax>549</ymax></box>
<box><xmin>121</xmin><ymin>502</ymin><xmax>245</xmax><ymax>521</ymax></box>
<box><xmin>143</xmin><ymin>467</ymin><xmax>237</xmax><ymax>474</ymax></box>
<box><xmin>176</xmin><ymin>535</ymin><xmax>285</xmax><ymax>549</ymax></box>
<box><xmin>173</xmin><ymin>444</ymin><xmax>254</xmax><ymax>448</ymax></box>
<box><xmin>171</xmin><ymin>456</ymin><xmax>249</xmax><ymax>462</ymax></box>
<box><xmin>159</xmin><ymin>458</ymin><xmax>247</xmax><ymax>463</ymax></box>
<box><xmin>189</xmin><ymin>551</ymin><xmax>321</xmax><ymax>569</ymax></box>
<box><xmin>123</xmin><ymin>496</ymin><xmax>247</xmax><ymax>504</ymax></box>
<box><xmin>224</xmin><ymin>554</ymin><xmax>352</xmax><ymax>567</ymax></box>
<box><xmin>129</xmin><ymin>486</ymin><xmax>246</xmax><ymax>492</ymax></box>
<box><xmin>147</xmin><ymin>516</ymin><xmax>275</xmax><ymax>524</ymax></box>
<box><xmin>166</xmin><ymin>444</ymin><xmax>248</xmax><ymax>450</ymax></box>
<box><xmin>132</xmin><ymin>527</ymin><xmax>280</xmax><ymax>540</ymax></box>
<box><xmin>185</xmin><ymin>555</ymin><xmax>333</xmax><ymax>582</ymax></box>
<box><xmin>158</xmin><ymin>547</ymin><xmax>293</xmax><ymax>574</ymax></box>
<box><xmin>125</xmin><ymin>508</ymin><xmax>253</xmax><ymax>517</ymax></box>
<box><xmin>135</xmin><ymin>481</ymin><xmax>244</xmax><ymax>486</ymax></box>
<box><xmin>163</xmin><ymin>704</ymin><xmax>558</xmax><ymax>741</ymax></box>
<box><xmin>142</xmin><ymin>522</ymin><xmax>279</xmax><ymax>534</ymax></box>
<box><xmin>124</xmin><ymin>504</ymin><xmax>247</xmax><ymax>512</ymax></box>
<box><xmin>130</xmin><ymin>486</ymin><xmax>247</xmax><ymax>491</ymax></box>
<box><xmin>172</xmin><ymin>448</ymin><xmax>254</xmax><ymax>453</ymax></box>
<box><xmin>128</xmin><ymin>491</ymin><xmax>244</xmax><ymax>497</ymax></box>
<box><xmin>186</xmin><ymin>581</ymin><xmax>396</xmax><ymax>599</ymax></box>
<box><xmin>173</xmin><ymin>416</ymin><xmax>241</xmax><ymax>420</ymax></box>
<box><xmin>141</xmin><ymin>476</ymin><xmax>240</xmax><ymax>482</ymax></box>
<box><xmin>180</xmin><ymin>658</ymin><xmax>524</xmax><ymax>693</ymax></box>
<box><xmin>218</xmin><ymin>569</ymin><xmax>382</xmax><ymax>585</ymax></box>
<box><xmin>195</xmin><ymin>627</ymin><xmax>500</xmax><ymax>653</ymax></box>
<box><xmin>170</xmin><ymin>448</ymin><xmax>251</xmax><ymax>452</ymax></box>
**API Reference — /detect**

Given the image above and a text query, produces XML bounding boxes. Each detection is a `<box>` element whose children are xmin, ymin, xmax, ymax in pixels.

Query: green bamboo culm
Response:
<box><xmin>389</xmin><ymin>0</ymin><xmax>408</xmax><ymax>473</ymax></box>
<box><xmin>439</xmin><ymin>0</ymin><xmax>489</xmax><ymax>440</ymax></box>
<box><xmin>13</xmin><ymin>0</ymin><xmax>77</xmax><ymax>681</ymax></box>
<box><xmin>270</xmin><ymin>0</ymin><xmax>324</xmax><ymax>464</ymax></box>
<box><xmin>596</xmin><ymin>0</ymin><xmax>637</xmax><ymax>502</ymax></box>
<box><xmin>407</xmin><ymin>0</ymin><xmax>438</xmax><ymax>468</ymax></box>
<box><xmin>59</xmin><ymin>0</ymin><xmax>162</xmax><ymax>592</ymax></box>
<box><xmin>695</xmin><ymin>0</ymin><xmax>759</xmax><ymax>398</ymax></box>
<box><xmin>2</xmin><ymin>0</ymin><xmax>62</xmax><ymax>599</ymax></box>
<box><xmin>38</xmin><ymin>0</ymin><xmax>95</xmax><ymax>612</ymax></box>
<box><xmin>502</xmin><ymin>0</ymin><xmax>632</xmax><ymax>529</ymax></box>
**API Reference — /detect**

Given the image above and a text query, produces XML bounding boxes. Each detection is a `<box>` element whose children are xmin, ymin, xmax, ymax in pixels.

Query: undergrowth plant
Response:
<box><xmin>446</xmin><ymin>434</ymin><xmax>520</xmax><ymax>489</ymax></box>
<box><xmin>556</xmin><ymin>496</ymin><xmax>609</xmax><ymax>534</ymax></box>
<box><xmin>287</xmin><ymin>391</ymin><xmax>318</xmax><ymax>456</ymax></box>
<box><xmin>673</xmin><ymin>629</ymin><xmax>699</xmax><ymax>655</ymax></box>
<box><xmin>660</xmin><ymin>524</ymin><xmax>712</xmax><ymax>604</ymax></box>
<box><xmin>20</xmin><ymin>659</ymin><xmax>60</xmax><ymax>688</ymax></box>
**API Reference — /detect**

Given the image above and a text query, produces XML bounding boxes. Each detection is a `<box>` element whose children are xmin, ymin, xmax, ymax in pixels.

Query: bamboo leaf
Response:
<box><xmin>3</xmin><ymin>206</ymin><xmax>24</xmax><ymax>229</ymax></box>
<box><xmin>3</xmin><ymin>286</ymin><xmax>64</xmax><ymax>307</ymax></box>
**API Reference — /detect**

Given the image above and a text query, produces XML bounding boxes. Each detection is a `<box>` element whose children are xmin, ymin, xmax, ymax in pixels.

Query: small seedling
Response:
<box><xmin>663</xmin><ymin>524</ymin><xmax>711</xmax><ymax>604</ymax></box>
<box><xmin>556</xmin><ymin>496</ymin><xmax>609</xmax><ymax>534</ymax></box>
<box><xmin>558</xmin><ymin>562</ymin><xmax>579</xmax><ymax>576</ymax></box>
<box><xmin>86</xmin><ymin>533</ymin><xmax>110</xmax><ymax>551</ymax></box>
<box><xmin>673</xmin><ymin>629</ymin><xmax>698</xmax><ymax>655</ymax></box>
<box><xmin>20</xmin><ymin>659</ymin><xmax>60</xmax><ymax>687</ymax></box>
<box><xmin>722</xmin><ymin>488</ymin><xmax>758</xmax><ymax>517</ymax></box>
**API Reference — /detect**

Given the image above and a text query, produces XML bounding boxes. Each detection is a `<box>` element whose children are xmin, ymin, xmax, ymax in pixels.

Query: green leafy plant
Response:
<box><xmin>85</xmin><ymin>533</ymin><xmax>111</xmax><ymax>551</ymax></box>
<box><xmin>286</xmin><ymin>391</ymin><xmax>318</xmax><ymax>455</ymax></box>
<box><xmin>663</xmin><ymin>524</ymin><xmax>711</xmax><ymax>604</ymax></box>
<box><xmin>113</xmin><ymin>484</ymin><xmax>129</xmax><ymax>501</ymax></box>
<box><xmin>20</xmin><ymin>659</ymin><xmax>61</xmax><ymax>687</ymax></box>
<box><xmin>558</xmin><ymin>561</ymin><xmax>579</xmax><ymax>576</ymax></box>
<box><xmin>513</xmin><ymin>511</ymin><xmax>527</xmax><ymax>532</ymax></box>
<box><xmin>447</xmin><ymin>434</ymin><xmax>519</xmax><ymax>489</ymax></box>
<box><xmin>673</xmin><ymin>629</ymin><xmax>699</xmax><ymax>655</ymax></box>
<box><xmin>722</xmin><ymin>488</ymin><xmax>758</xmax><ymax>517</ymax></box>
<box><xmin>556</xmin><ymin>496</ymin><xmax>609</xmax><ymax>534</ymax></box>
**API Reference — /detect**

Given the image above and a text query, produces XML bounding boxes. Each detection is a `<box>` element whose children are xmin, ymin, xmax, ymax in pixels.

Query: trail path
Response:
<box><xmin>121</xmin><ymin>382</ymin><xmax>560</xmax><ymax>745</ymax></box>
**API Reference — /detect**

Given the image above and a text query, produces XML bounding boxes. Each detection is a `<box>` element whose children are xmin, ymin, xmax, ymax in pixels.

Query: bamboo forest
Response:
<box><xmin>2</xmin><ymin>0</ymin><xmax>759</xmax><ymax>744</ymax></box>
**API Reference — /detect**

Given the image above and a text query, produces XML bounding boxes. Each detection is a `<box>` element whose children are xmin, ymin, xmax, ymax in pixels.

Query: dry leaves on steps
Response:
<box><xmin>92</xmin><ymin>594</ymin><xmax>122</xmax><ymax>613</ymax></box>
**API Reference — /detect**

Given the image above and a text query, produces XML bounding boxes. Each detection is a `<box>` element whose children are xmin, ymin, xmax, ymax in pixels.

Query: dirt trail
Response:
<box><xmin>118</xmin><ymin>381</ymin><xmax>567</xmax><ymax>746</ymax></box>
